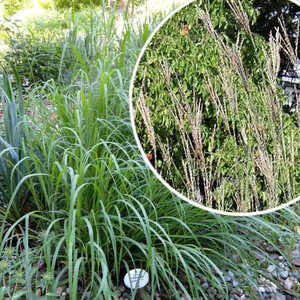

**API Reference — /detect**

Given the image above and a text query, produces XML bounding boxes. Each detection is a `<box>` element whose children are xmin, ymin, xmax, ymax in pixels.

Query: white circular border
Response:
<box><xmin>129</xmin><ymin>0</ymin><xmax>300</xmax><ymax>216</ymax></box>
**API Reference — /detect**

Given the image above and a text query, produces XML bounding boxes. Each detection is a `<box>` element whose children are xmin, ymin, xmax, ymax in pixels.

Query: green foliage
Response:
<box><xmin>0</xmin><ymin>70</ymin><xmax>27</xmax><ymax>212</ymax></box>
<box><xmin>0</xmin><ymin>3</ymin><xmax>299</xmax><ymax>299</ymax></box>
<box><xmin>53</xmin><ymin>0</ymin><xmax>145</xmax><ymax>11</ymax></box>
<box><xmin>37</xmin><ymin>0</ymin><xmax>55</xmax><ymax>10</ymax></box>
<box><xmin>0</xmin><ymin>0</ymin><xmax>28</xmax><ymax>17</ymax></box>
<box><xmin>1</xmin><ymin>24</ymin><xmax>73</xmax><ymax>86</ymax></box>
<box><xmin>133</xmin><ymin>0</ymin><xmax>299</xmax><ymax>211</ymax></box>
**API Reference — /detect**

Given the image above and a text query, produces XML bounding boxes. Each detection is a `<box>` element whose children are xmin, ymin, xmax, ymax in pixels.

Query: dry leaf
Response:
<box><xmin>180</xmin><ymin>24</ymin><xmax>192</xmax><ymax>36</ymax></box>
<box><xmin>146</xmin><ymin>152</ymin><xmax>153</xmax><ymax>161</ymax></box>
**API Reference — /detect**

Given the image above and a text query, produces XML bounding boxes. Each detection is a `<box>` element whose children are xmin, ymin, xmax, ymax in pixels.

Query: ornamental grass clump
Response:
<box><xmin>0</xmin><ymin>1</ymin><xmax>299</xmax><ymax>299</ymax></box>
<box><xmin>133</xmin><ymin>0</ymin><xmax>299</xmax><ymax>213</ymax></box>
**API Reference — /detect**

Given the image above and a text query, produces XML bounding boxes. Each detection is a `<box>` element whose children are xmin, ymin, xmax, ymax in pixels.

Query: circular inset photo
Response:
<box><xmin>130</xmin><ymin>0</ymin><xmax>300</xmax><ymax>215</ymax></box>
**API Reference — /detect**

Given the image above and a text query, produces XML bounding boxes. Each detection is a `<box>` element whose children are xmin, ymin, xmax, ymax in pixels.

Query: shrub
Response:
<box><xmin>0</xmin><ymin>0</ymin><xmax>29</xmax><ymax>17</ymax></box>
<box><xmin>53</xmin><ymin>0</ymin><xmax>145</xmax><ymax>11</ymax></box>
<box><xmin>1</xmin><ymin>26</ymin><xmax>73</xmax><ymax>86</ymax></box>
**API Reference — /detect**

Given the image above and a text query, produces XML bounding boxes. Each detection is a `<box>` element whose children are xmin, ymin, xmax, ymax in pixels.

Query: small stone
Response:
<box><xmin>119</xmin><ymin>285</ymin><xmax>125</xmax><ymax>292</ymax></box>
<box><xmin>224</xmin><ymin>275</ymin><xmax>232</xmax><ymax>282</ymax></box>
<box><xmin>56</xmin><ymin>287</ymin><xmax>63</xmax><ymax>295</ymax></box>
<box><xmin>228</xmin><ymin>271</ymin><xmax>235</xmax><ymax>278</ymax></box>
<box><xmin>292</xmin><ymin>270</ymin><xmax>299</xmax><ymax>280</ymax></box>
<box><xmin>232</xmin><ymin>280</ymin><xmax>239</xmax><ymax>288</ymax></box>
<box><xmin>232</xmin><ymin>255</ymin><xmax>241</xmax><ymax>263</ymax></box>
<box><xmin>255</xmin><ymin>252</ymin><xmax>263</xmax><ymax>260</ymax></box>
<box><xmin>275</xmin><ymin>293</ymin><xmax>286</xmax><ymax>300</ymax></box>
<box><xmin>291</xmin><ymin>249</ymin><xmax>300</xmax><ymax>257</ymax></box>
<box><xmin>264</xmin><ymin>287</ymin><xmax>271</xmax><ymax>294</ymax></box>
<box><xmin>258</xmin><ymin>286</ymin><xmax>265</xmax><ymax>293</ymax></box>
<box><xmin>115</xmin><ymin>289</ymin><xmax>121</xmax><ymax>297</ymax></box>
<box><xmin>266</xmin><ymin>246</ymin><xmax>275</xmax><ymax>252</ymax></box>
<box><xmin>201</xmin><ymin>282</ymin><xmax>209</xmax><ymax>289</ymax></box>
<box><xmin>240</xmin><ymin>295</ymin><xmax>246</xmax><ymax>300</ymax></box>
<box><xmin>292</xmin><ymin>258</ymin><xmax>300</xmax><ymax>267</ymax></box>
<box><xmin>155</xmin><ymin>293</ymin><xmax>161</xmax><ymax>300</ymax></box>
<box><xmin>267</xmin><ymin>264</ymin><xmax>276</xmax><ymax>273</ymax></box>
<box><xmin>283</xmin><ymin>278</ymin><xmax>293</xmax><ymax>290</ymax></box>
<box><xmin>35</xmin><ymin>288</ymin><xmax>42</xmax><ymax>296</ymax></box>
<box><xmin>83</xmin><ymin>292</ymin><xmax>92</xmax><ymax>300</ymax></box>
<box><xmin>279</xmin><ymin>270</ymin><xmax>289</xmax><ymax>280</ymax></box>
<box><xmin>278</xmin><ymin>256</ymin><xmax>284</xmax><ymax>261</ymax></box>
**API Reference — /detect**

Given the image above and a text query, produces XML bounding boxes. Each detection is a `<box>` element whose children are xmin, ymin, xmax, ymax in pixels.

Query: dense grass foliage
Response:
<box><xmin>0</xmin><ymin>1</ymin><xmax>299</xmax><ymax>299</ymax></box>
<box><xmin>132</xmin><ymin>0</ymin><xmax>299</xmax><ymax>212</ymax></box>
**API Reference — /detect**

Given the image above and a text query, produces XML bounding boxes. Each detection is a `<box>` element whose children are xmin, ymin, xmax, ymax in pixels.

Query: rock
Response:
<box><xmin>208</xmin><ymin>294</ymin><xmax>215</xmax><ymax>300</ymax></box>
<box><xmin>267</xmin><ymin>264</ymin><xmax>276</xmax><ymax>273</ymax></box>
<box><xmin>255</xmin><ymin>252</ymin><xmax>263</xmax><ymax>260</ymax></box>
<box><xmin>228</xmin><ymin>271</ymin><xmax>235</xmax><ymax>278</ymax></box>
<box><xmin>115</xmin><ymin>289</ymin><xmax>121</xmax><ymax>297</ymax></box>
<box><xmin>279</xmin><ymin>270</ymin><xmax>289</xmax><ymax>280</ymax></box>
<box><xmin>275</xmin><ymin>293</ymin><xmax>286</xmax><ymax>300</ymax></box>
<box><xmin>232</xmin><ymin>280</ymin><xmax>239</xmax><ymax>288</ymax></box>
<box><xmin>264</xmin><ymin>287</ymin><xmax>271</xmax><ymax>294</ymax></box>
<box><xmin>292</xmin><ymin>257</ymin><xmax>300</xmax><ymax>267</ymax></box>
<box><xmin>83</xmin><ymin>292</ymin><xmax>92</xmax><ymax>300</ymax></box>
<box><xmin>283</xmin><ymin>277</ymin><xmax>293</xmax><ymax>290</ymax></box>
<box><xmin>224</xmin><ymin>275</ymin><xmax>232</xmax><ymax>282</ymax></box>
<box><xmin>35</xmin><ymin>288</ymin><xmax>42</xmax><ymax>296</ymax></box>
<box><xmin>258</xmin><ymin>286</ymin><xmax>265</xmax><ymax>293</ymax></box>
<box><xmin>201</xmin><ymin>282</ymin><xmax>209</xmax><ymax>289</ymax></box>
<box><xmin>119</xmin><ymin>285</ymin><xmax>125</xmax><ymax>292</ymax></box>
<box><xmin>278</xmin><ymin>256</ymin><xmax>284</xmax><ymax>261</ymax></box>
<box><xmin>56</xmin><ymin>287</ymin><xmax>63</xmax><ymax>295</ymax></box>
<box><xmin>292</xmin><ymin>270</ymin><xmax>300</xmax><ymax>280</ymax></box>
<box><xmin>232</xmin><ymin>255</ymin><xmax>241</xmax><ymax>263</ymax></box>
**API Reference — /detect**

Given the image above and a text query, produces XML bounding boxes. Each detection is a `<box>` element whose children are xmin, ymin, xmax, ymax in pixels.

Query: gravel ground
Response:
<box><xmin>109</xmin><ymin>236</ymin><xmax>300</xmax><ymax>300</ymax></box>
<box><xmin>29</xmin><ymin>235</ymin><xmax>299</xmax><ymax>299</ymax></box>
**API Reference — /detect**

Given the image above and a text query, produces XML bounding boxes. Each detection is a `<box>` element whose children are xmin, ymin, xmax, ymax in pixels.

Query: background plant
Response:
<box><xmin>0</xmin><ymin>22</ymin><xmax>73</xmax><ymax>86</ymax></box>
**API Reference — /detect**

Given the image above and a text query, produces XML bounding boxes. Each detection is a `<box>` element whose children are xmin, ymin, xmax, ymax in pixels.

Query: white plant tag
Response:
<box><xmin>124</xmin><ymin>268</ymin><xmax>149</xmax><ymax>289</ymax></box>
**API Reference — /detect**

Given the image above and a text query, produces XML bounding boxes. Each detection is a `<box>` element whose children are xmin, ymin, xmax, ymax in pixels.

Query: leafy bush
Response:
<box><xmin>53</xmin><ymin>0</ymin><xmax>145</xmax><ymax>11</ymax></box>
<box><xmin>1</xmin><ymin>26</ymin><xmax>73</xmax><ymax>86</ymax></box>
<box><xmin>0</xmin><ymin>0</ymin><xmax>29</xmax><ymax>17</ymax></box>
